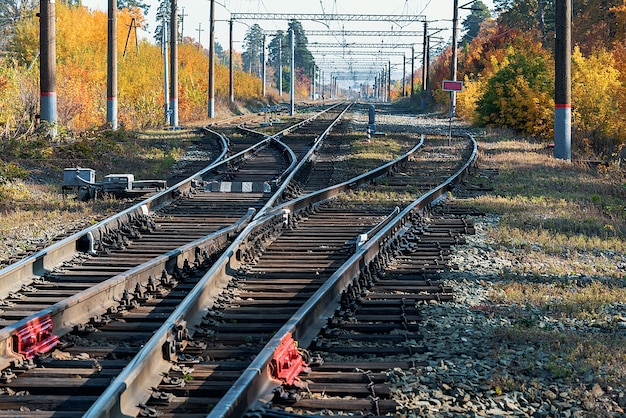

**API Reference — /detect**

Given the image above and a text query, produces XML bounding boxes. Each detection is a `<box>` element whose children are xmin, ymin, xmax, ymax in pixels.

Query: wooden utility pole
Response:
<box><xmin>196</xmin><ymin>23</ymin><xmax>204</xmax><ymax>49</ymax></box>
<box><xmin>170</xmin><ymin>0</ymin><xmax>178</xmax><ymax>127</ymax></box>
<box><xmin>107</xmin><ymin>0</ymin><xmax>117</xmax><ymax>130</ymax></box>
<box><xmin>123</xmin><ymin>18</ymin><xmax>140</xmax><ymax>57</ymax></box>
<box><xmin>40</xmin><ymin>0</ymin><xmax>57</xmax><ymax>135</ymax></box>
<box><xmin>179</xmin><ymin>7</ymin><xmax>188</xmax><ymax>41</ymax></box>
<box><xmin>554</xmin><ymin>0</ymin><xmax>571</xmax><ymax>161</ymax></box>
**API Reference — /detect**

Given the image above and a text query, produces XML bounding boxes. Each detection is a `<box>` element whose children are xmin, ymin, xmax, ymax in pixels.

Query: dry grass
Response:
<box><xmin>456</xmin><ymin>131</ymin><xmax>626</xmax><ymax>279</ymax></box>
<box><xmin>451</xmin><ymin>129</ymin><xmax>626</xmax><ymax>397</ymax></box>
<box><xmin>0</xmin><ymin>128</ymin><xmax>203</xmax><ymax>264</ymax></box>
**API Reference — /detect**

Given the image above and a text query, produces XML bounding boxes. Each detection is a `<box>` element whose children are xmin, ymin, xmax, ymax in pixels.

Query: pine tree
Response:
<box><xmin>461</xmin><ymin>0</ymin><xmax>492</xmax><ymax>46</ymax></box>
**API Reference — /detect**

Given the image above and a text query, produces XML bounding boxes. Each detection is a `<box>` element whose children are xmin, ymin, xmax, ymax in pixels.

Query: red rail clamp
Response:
<box><xmin>270</xmin><ymin>333</ymin><xmax>305</xmax><ymax>386</ymax></box>
<box><xmin>13</xmin><ymin>314</ymin><xmax>59</xmax><ymax>360</ymax></box>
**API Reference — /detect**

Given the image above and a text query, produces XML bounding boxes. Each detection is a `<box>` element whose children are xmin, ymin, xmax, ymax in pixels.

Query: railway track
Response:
<box><xmin>86</xmin><ymin>134</ymin><xmax>477</xmax><ymax>417</ymax></box>
<box><xmin>0</xmin><ymin>105</ymin><xmax>477</xmax><ymax>417</ymax></box>
<box><xmin>0</xmin><ymin>102</ymin><xmax>359</xmax><ymax>414</ymax></box>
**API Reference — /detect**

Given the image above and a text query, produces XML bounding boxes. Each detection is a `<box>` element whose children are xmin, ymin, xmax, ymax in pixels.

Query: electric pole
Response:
<box><xmin>387</xmin><ymin>60</ymin><xmax>391</xmax><ymax>103</ymax></box>
<box><xmin>208</xmin><ymin>0</ymin><xmax>215</xmax><ymax>118</ymax></box>
<box><xmin>162</xmin><ymin>18</ymin><xmax>169</xmax><ymax>124</ymax></box>
<box><xmin>262</xmin><ymin>34</ymin><xmax>266</xmax><ymax>97</ymax></box>
<box><xmin>107</xmin><ymin>0</ymin><xmax>118</xmax><ymax>130</ymax></box>
<box><xmin>290</xmin><ymin>27</ymin><xmax>295</xmax><ymax>116</ymax></box>
<box><xmin>554</xmin><ymin>0</ymin><xmax>571</xmax><ymax>161</ymax></box>
<box><xmin>422</xmin><ymin>20</ymin><xmax>428</xmax><ymax>93</ymax></box>
<box><xmin>40</xmin><ymin>0</ymin><xmax>57</xmax><ymax>136</ymax></box>
<box><xmin>450</xmin><ymin>0</ymin><xmax>459</xmax><ymax>118</ymax></box>
<box><xmin>170</xmin><ymin>0</ymin><xmax>178</xmax><ymax>127</ymax></box>
<box><xmin>196</xmin><ymin>23</ymin><xmax>204</xmax><ymax>49</ymax></box>
<box><xmin>410</xmin><ymin>45</ymin><xmax>414</xmax><ymax>98</ymax></box>
<box><xmin>278</xmin><ymin>36</ymin><xmax>283</xmax><ymax>97</ymax></box>
<box><xmin>229</xmin><ymin>20</ymin><xmax>234</xmax><ymax>103</ymax></box>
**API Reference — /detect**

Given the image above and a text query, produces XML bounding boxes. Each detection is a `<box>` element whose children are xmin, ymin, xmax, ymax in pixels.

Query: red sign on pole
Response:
<box><xmin>442</xmin><ymin>80</ymin><xmax>463</xmax><ymax>92</ymax></box>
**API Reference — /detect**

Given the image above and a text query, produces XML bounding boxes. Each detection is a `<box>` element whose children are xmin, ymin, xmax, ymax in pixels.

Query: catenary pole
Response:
<box><xmin>410</xmin><ymin>45</ymin><xmax>415</xmax><ymax>98</ymax></box>
<box><xmin>229</xmin><ymin>20</ymin><xmax>234</xmax><ymax>103</ymax></box>
<box><xmin>208</xmin><ymin>0</ymin><xmax>215</xmax><ymax>118</ymax></box>
<box><xmin>387</xmin><ymin>60</ymin><xmax>391</xmax><ymax>102</ymax></box>
<box><xmin>162</xmin><ymin>18</ymin><xmax>169</xmax><ymax>124</ymax></box>
<box><xmin>402</xmin><ymin>54</ymin><xmax>406</xmax><ymax>96</ymax></box>
<box><xmin>107</xmin><ymin>0</ymin><xmax>118</xmax><ymax>130</ymax></box>
<box><xmin>278</xmin><ymin>36</ymin><xmax>283</xmax><ymax>97</ymax></box>
<box><xmin>170</xmin><ymin>0</ymin><xmax>178</xmax><ymax>127</ymax></box>
<box><xmin>262</xmin><ymin>35</ymin><xmax>266</xmax><ymax>97</ymax></box>
<box><xmin>40</xmin><ymin>0</ymin><xmax>57</xmax><ymax>135</ymax></box>
<box><xmin>422</xmin><ymin>20</ymin><xmax>428</xmax><ymax>93</ymax></box>
<box><xmin>311</xmin><ymin>65</ymin><xmax>317</xmax><ymax>100</ymax></box>
<box><xmin>450</xmin><ymin>0</ymin><xmax>459</xmax><ymax>117</ymax></box>
<box><xmin>290</xmin><ymin>27</ymin><xmax>295</xmax><ymax>116</ymax></box>
<box><xmin>554</xmin><ymin>0</ymin><xmax>572</xmax><ymax>161</ymax></box>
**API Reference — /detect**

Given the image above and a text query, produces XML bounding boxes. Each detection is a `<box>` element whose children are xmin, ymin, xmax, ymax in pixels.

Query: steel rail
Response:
<box><xmin>0</xmin><ymin>103</ymin><xmax>344</xmax><ymax>376</ymax></box>
<box><xmin>237</xmin><ymin>102</ymin><xmax>348</xmax><ymax>190</ymax></box>
<box><xmin>0</xmin><ymin>130</ymin><xmax>228</xmax><ymax>301</ymax></box>
<box><xmin>266</xmin><ymin>134</ymin><xmax>425</xmax><ymax>219</ymax></box>
<box><xmin>208</xmin><ymin>133</ymin><xmax>478</xmax><ymax>417</ymax></box>
<box><xmin>0</xmin><ymin>208</ymin><xmax>256</xmax><ymax>372</ymax></box>
<box><xmin>262</xmin><ymin>102</ymin><xmax>353</xmax><ymax>212</ymax></box>
<box><xmin>0</xmin><ymin>103</ymin><xmax>340</xmax><ymax>302</ymax></box>
<box><xmin>84</xmin><ymin>128</ymin><xmax>430</xmax><ymax>418</ymax></box>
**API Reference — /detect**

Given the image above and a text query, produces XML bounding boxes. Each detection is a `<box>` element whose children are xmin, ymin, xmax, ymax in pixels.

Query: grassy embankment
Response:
<box><xmin>455</xmin><ymin>131</ymin><xmax>626</xmax><ymax>390</ymax></box>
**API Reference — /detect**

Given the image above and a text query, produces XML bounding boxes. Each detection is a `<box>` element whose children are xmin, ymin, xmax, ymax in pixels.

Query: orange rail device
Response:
<box><xmin>270</xmin><ymin>333</ymin><xmax>305</xmax><ymax>385</ymax></box>
<box><xmin>13</xmin><ymin>314</ymin><xmax>59</xmax><ymax>360</ymax></box>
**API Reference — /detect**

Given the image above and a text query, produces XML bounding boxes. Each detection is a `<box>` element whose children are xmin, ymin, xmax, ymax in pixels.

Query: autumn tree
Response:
<box><xmin>475</xmin><ymin>36</ymin><xmax>554</xmax><ymax>138</ymax></box>
<box><xmin>571</xmin><ymin>47</ymin><xmax>625</xmax><ymax>154</ymax></box>
<box><xmin>461</xmin><ymin>0</ymin><xmax>491</xmax><ymax>46</ymax></box>
<box><xmin>0</xmin><ymin>0</ymin><xmax>36</xmax><ymax>51</ymax></box>
<box><xmin>573</xmin><ymin>0</ymin><xmax>622</xmax><ymax>53</ymax></box>
<box><xmin>494</xmin><ymin>0</ymin><xmax>554</xmax><ymax>44</ymax></box>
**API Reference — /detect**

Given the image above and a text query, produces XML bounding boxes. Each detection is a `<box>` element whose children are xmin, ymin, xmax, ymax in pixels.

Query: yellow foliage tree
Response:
<box><xmin>4</xmin><ymin>3</ymin><xmax>263</xmax><ymax>132</ymax></box>
<box><xmin>571</xmin><ymin>46</ymin><xmax>626</xmax><ymax>154</ymax></box>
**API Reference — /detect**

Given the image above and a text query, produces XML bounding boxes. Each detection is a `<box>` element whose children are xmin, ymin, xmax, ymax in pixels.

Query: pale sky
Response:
<box><xmin>81</xmin><ymin>0</ymin><xmax>495</xmax><ymax>48</ymax></box>
<box><xmin>81</xmin><ymin>0</ymin><xmax>495</xmax><ymax>82</ymax></box>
